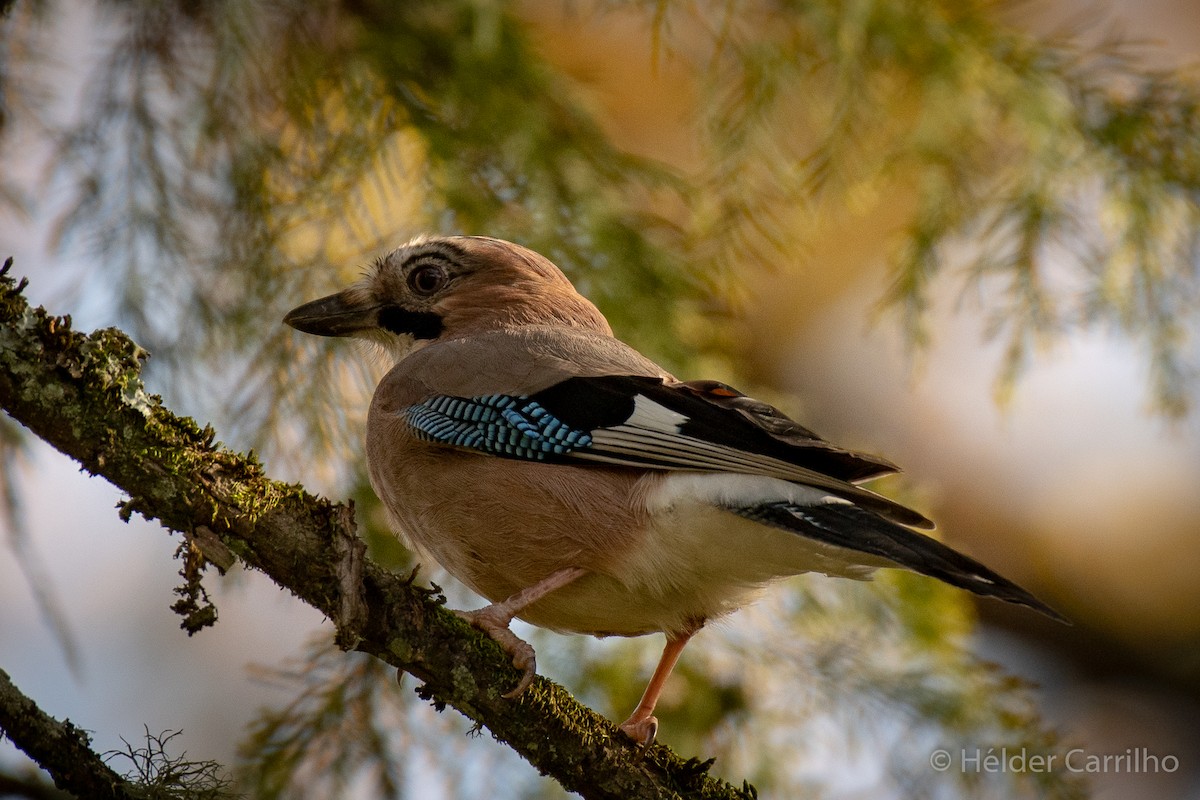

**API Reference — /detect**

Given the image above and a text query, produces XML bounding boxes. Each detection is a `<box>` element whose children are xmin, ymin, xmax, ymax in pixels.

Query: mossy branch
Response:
<box><xmin>0</xmin><ymin>668</ymin><xmax>140</xmax><ymax>800</ymax></box>
<box><xmin>0</xmin><ymin>259</ymin><xmax>756</xmax><ymax>799</ymax></box>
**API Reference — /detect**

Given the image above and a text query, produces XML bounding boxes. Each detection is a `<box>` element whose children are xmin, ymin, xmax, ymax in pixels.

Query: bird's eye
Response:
<box><xmin>407</xmin><ymin>263</ymin><xmax>448</xmax><ymax>296</ymax></box>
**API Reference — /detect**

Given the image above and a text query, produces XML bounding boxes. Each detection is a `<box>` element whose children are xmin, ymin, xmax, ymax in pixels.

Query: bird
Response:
<box><xmin>284</xmin><ymin>234</ymin><xmax>1064</xmax><ymax>745</ymax></box>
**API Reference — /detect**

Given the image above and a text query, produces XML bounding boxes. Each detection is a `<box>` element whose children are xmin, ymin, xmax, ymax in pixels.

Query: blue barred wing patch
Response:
<box><xmin>404</xmin><ymin>394</ymin><xmax>593</xmax><ymax>460</ymax></box>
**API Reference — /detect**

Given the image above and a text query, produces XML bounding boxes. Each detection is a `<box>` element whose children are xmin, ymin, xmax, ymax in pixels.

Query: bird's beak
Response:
<box><xmin>283</xmin><ymin>290</ymin><xmax>381</xmax><ymax>337</ymax></box>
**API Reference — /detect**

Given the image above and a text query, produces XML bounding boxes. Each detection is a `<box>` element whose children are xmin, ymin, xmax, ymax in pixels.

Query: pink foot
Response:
<box><xmin>617</xmin><ymin>714</ymin><xmax>659</xmax><ymax>746</ymax></box>
<box><xmin>456</xmin><ymin>607</ymin><xmax>537</xmax><ymax>698</ymax></box>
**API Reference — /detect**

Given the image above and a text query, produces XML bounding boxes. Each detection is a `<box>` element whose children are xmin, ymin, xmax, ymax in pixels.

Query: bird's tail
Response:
<box><xmin>734</xmin><ymin>501</ymin><xmax>1068</xmax><ymax>623</ymax></box>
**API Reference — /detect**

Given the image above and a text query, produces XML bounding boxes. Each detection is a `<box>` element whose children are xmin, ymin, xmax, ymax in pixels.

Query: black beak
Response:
<box><xmin>283</xmin><ymin>291</ymin><xmax>381</xmax><ymax>337</ymax></box>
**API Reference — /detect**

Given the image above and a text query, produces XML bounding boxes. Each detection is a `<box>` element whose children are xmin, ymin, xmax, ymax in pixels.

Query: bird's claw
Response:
<box><xmin>617</xmin><ymin>714</ymin><xmax>659</xmax><ymax>747</ymax></box>
<box><xmin>455</xmin><ymin>607</ymin><xmax>537</xmax><ymax>698</ymax></box>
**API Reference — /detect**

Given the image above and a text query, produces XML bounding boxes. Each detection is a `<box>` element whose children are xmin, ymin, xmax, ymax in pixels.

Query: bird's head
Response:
<box><xmin>284</xmin><ymin>235</ymin><xmax>612</xmax><ymax>361</ymax></box>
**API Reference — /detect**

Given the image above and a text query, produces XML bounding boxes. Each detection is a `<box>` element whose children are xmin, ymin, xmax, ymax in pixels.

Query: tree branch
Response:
<box><xmin>0</xmin><ymin>769</ymin><xmax>76</xmax><ymax>800</ymax></box>
<box><xmin>0</xmin><ymin>259</ymin><xmax>756</xmax><ymax>799</ymax></box>
<box><xmin>0</xmin><ymin>669</ymin><xmax>138</xmax><ymax>800</ymax></box>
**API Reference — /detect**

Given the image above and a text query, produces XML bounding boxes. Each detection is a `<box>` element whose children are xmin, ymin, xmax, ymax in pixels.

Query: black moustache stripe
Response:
<box><xmin>378</xmin><ymin>306</ymin><xmax>444</xmax><ymax>340</ymax></box>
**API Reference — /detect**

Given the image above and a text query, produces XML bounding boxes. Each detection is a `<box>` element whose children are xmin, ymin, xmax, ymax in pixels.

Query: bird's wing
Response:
<box><xmin>401</xmin><ymin>373</ymin><xmax>932</xmax><ymax>529</ymax></box>
<box><xmin>670</xmin><ymin>379</ymin><xmax>898</xmax><ymax>482</ymax></box>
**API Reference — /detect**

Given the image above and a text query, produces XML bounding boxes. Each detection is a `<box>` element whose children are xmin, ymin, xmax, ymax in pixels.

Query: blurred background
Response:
<box><xmin>2</xmin><ymin>1</ymin><xmax>1199</xmax><ymax>797</ymax></box>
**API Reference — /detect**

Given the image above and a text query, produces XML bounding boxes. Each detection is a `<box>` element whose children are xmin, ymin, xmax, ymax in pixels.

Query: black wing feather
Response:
<box><xmin>532</xmin><ymin>375</ymin><xmax>899</xmax><ymax>484</ymax></box>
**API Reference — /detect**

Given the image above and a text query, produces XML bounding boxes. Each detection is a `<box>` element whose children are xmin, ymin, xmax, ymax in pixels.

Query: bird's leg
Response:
<box><xmin>456</xmin><ymin>566</ymin><xmax>587</xmax><ymax>699</ymax></box>
<box><xmin>617</xmin><ymin>625</ymin><xmax>700</xmax><ymax>746</ymax></box>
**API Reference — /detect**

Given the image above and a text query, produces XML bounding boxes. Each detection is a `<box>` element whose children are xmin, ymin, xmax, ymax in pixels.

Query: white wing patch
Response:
<box><xmin>625</xmin><ymin>393</ymin><xmax>689</xmax><ymax>429</ymax></box>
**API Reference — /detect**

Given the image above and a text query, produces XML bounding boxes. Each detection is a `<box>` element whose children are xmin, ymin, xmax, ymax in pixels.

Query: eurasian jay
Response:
<box><xmin>284</xmin><ymin>235</ymin><xmax>1062</xmax><ymax>745</ymax></box>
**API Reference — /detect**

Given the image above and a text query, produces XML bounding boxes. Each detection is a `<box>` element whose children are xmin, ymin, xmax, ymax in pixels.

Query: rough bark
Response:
<box><xmin>0</xmin><ymin>260</ymin><xmax>757</xmax><ymax>800</ymax></box>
